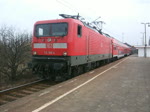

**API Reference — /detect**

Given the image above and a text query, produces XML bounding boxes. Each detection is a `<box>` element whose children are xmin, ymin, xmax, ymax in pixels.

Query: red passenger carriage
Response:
<box><xmin>112</xmin><ymin>38</ymin><xmax>131</xmax><ymax>59</ymax></box>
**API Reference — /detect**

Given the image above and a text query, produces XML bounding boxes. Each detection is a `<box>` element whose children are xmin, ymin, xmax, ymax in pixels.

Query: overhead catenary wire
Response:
<box><xmin>56</xmin><ymin>0</ymin><xmax>97</xmax><ymax>20</ymax></box>
<box><xmin>60</xmin><ymin>0</ymin><xmax>80</xmax><ymax>12</ymax></box>
<box><xmin>56</xmin><ymin>0</ymin><xmax>79</xmax><ymax>14</ymax></box>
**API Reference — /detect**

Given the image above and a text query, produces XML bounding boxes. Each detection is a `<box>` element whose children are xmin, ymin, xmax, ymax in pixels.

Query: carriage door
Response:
<box><xmin>86</xmin><ymin>31</ymin><xmax>92</xmax><ymax>62</ymax></box>
<box><xmin>86</xmin><ymin>32</ymin><xmax>90</xmax><ymax>62</ymax></box>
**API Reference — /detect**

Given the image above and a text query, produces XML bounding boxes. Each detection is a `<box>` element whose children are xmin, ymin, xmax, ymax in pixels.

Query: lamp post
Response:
<box><xmin>141</xmin><ymin>22</ymin><xmax>150</xmax><ymax>58</ymax></box>
<box><xmin>141</xmin><ymin>32</ymin><xmax>144</xmax><ymax>45</ymax></box>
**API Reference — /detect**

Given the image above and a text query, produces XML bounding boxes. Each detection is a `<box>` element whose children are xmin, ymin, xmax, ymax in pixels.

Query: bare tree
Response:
<box><xmin>0</xmin><ymin>26</ymin><xmax>32</xmax><ymax>81</ymax></box>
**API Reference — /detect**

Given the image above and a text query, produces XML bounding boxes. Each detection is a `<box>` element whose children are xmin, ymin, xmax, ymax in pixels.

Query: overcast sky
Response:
<box><xmin>1</xmin><ymin>0</ymin><xmax>150</xmax><ymax>45</ymax></box>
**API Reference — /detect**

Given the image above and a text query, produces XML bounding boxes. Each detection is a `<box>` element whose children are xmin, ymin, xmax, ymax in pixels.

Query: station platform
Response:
<box><xmin>0</xmin><ymin>55</ymin><xmax>150</xmax><ymax>112</ymax></box>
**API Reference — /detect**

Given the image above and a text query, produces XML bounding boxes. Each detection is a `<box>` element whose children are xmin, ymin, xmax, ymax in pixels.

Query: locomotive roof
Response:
<box><xmin>35</xmin><ymin>18</ymin><xmax>83</xmax><ymax>25</ymax></box>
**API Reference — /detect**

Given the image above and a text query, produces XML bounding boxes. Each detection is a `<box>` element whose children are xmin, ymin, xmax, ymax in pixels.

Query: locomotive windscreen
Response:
<box><xmin>35</xmin><ymin>23</ymin><xmax>68</xmax><ymax>37</ymax></box>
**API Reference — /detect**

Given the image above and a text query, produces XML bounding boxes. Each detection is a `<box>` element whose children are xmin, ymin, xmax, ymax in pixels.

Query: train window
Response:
<box><xmin>51</xmin><ymin>23</ymin><xmax>68</xmax><ymax>36</ymax></box>
<box><xmin>77</xmin><ymin>25</ymin><xmax>82</xmax><ymax>37</ymax></box>
<box><xmin>35</xmin><ymin>23</ymin><xmax>68</xmax><ymax>37</ymax></box>
<box><xmin>114</xmin><ymin>46</ymin><xmax>117</xmax><ymax>50</ymax></box>
<box><xmin>35</xmin><ymin>24</ymin><xmax>50</xmax><ymax>37</ymax></box>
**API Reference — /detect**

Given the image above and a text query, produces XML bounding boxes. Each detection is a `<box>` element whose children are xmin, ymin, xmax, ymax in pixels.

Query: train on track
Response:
<box><xmin>31</xmin><ymin>14</ymin><xmax>131</xmax><ymax>80</ymax></box>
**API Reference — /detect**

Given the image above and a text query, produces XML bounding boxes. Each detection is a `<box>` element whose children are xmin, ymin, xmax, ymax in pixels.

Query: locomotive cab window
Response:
<box><xmin>77</xmin><ymin>25</ymin><xmax>82</xmax><ymax>37</ymax></box>
<box><xmin>35</xmin><ymin>24</ymin><xmax>50</xmax><ymax>37</ymax></box>
<box><xmin>35</xmin><ymin>23</ymin><xmax>68</xmax><ymax>37</ymax></box>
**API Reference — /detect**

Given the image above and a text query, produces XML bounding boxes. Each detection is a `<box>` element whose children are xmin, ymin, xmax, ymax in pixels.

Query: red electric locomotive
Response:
<box><xmin>32</xmin><ymin>14</ymin><xmax>131</xmax><ymax>80</ymax></box>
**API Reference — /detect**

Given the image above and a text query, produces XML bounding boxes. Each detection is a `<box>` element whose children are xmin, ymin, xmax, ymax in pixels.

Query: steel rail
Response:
<box><xmin>0</xmin><ymin>79</ymin><xmax>44</xmax><ymax>93</ymax></box>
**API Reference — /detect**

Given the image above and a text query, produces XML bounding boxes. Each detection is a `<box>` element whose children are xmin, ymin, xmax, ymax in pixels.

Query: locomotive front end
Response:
<box><xmin>32</xmin><ymin>19</ymin><xmax>72</xmax><ymax>80</ymax></box>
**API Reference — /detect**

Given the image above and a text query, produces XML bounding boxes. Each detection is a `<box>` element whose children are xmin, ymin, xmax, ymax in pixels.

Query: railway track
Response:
<box><xmin>0</xmin><ymin>58</ymin><xmax>126</xmax><ymax>107</ymax></box>
<box><xmin>0</xmin><ymin>79</ymin><xmax>58</xmax><ymax>106</ymax></box>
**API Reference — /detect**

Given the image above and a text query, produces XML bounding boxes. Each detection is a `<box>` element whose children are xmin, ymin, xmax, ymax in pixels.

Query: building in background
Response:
<box><xmin>135</xmin><ymin>46</ymin><xmax>150</xmax><ymax>57</ymax></box>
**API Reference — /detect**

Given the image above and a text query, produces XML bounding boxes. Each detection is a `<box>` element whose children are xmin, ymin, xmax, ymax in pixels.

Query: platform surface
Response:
<box><xmin>0</xmin><ymin>55</ymin><xmax>150</xmax><ymax>112</ymax></box>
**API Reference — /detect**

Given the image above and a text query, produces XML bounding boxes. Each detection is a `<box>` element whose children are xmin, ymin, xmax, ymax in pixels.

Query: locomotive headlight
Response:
<box><xmin>63</xmin><ymin>52</ymin><xmax>67</xmax><ymax>56</ymax></box>
<box><xmin>33</xmin><ymin>51</ymin><xmax>37</xmax><ymax>55</ymax></box>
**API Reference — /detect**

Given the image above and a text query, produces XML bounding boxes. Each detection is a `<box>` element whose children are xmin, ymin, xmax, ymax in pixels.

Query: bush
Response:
<box><xmin>0</xmin><ymin>25</ymin><xmax>32</xmax><ymax>82</ymax></box>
